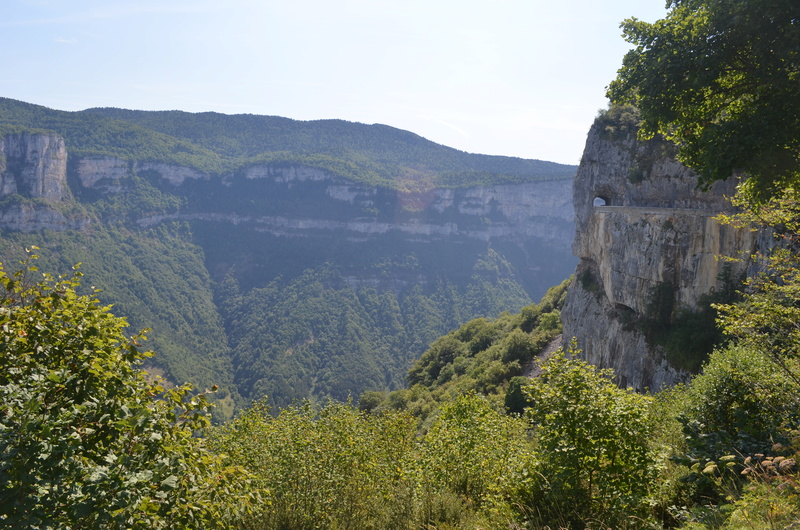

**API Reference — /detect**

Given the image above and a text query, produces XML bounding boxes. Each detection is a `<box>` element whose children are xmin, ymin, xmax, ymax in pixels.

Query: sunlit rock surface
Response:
<box><xmin>562</xmin><ymin>121</ymin><xmax>760</xmax><ymax>390</ymax></box>
<box><xmin>0</xmin><ymin>132</ymin><xmax>69</xmax><ymax>201</ymax></box>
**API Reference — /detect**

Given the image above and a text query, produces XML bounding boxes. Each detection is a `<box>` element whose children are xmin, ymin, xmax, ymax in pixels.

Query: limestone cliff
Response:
<box><xmin>0</xmin><ymin>133</ymin><xmax>90</xmax><ymax>231</ymax></box>
<box><xmin>561</xmin><ymin>120</ymin><xmax>759</xmax><ymax>390</ymax></box>
<box><xmin>0</xmin><ymin>131</ymin><xmax>574</xmax><ymax>251</ymax></box>
<box><xmin>132</xmin><ymin>175</ymin><xmax>573</xmax><ymax>250</ymax></box>
<box><xmin>0</xmin><ymin>131</ymin><xmax>575</xmax><ymax>301</ymax></box>
<box><xmin>75</xmin><ymin>156</ymin><xmax>129</xmax><ymax>190</ymax></box>
<box><xmin>76</xmin><ymin>156</ymin><xmax>574</xmax><ymax>256</ymax></box>
<box><xmin>0</xmin><ymin>132</ymin><xmax>69</xmax><ymax>201</ymax></box>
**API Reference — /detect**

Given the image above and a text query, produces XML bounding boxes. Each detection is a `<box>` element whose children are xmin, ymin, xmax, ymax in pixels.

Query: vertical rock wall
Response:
<box><xmin>561</xmin><ymin>120</ymin><xmax>759</xmax><ymax>390</ymax></box>
<box><xmin>0</xmin><ymin>132</ymin><xmax>69</xmax><ymax>201</ymax></box>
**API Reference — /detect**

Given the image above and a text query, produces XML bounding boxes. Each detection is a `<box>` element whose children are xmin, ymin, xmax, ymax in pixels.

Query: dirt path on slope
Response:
<box><xmin>523</xmin><ymin>333</ymin><xmax>563</xmax><ymax>378</ymax></box>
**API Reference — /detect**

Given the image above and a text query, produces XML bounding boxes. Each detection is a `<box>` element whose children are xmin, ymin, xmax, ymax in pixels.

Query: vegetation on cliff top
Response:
<box><xmin>608</xmin><ymin>0</ymin><xmax>800</xmax><ymax>200</ymax></box>
<box><xmin>0</xmin><ymin>97</ymin><xmax>576</xmax><ymax>189</ymax></box>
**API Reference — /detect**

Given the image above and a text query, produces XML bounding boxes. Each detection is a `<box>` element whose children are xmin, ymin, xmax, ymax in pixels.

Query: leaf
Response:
<box><xmin>161</xmin><ymin>475</ymin><xmax>179</xmax><ymax>490</ymax></box>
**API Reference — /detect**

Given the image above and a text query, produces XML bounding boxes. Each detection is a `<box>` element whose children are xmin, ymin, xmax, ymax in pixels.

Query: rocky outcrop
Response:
<box><xmin>70</xmin><ymin>154</ymin><xmax>575</xmax><ymax>300</ymax></box>
<box><xmin>0</xmin><ymin>142</ymin><xmax>570</xmax><ymax>263</ymax></box>
<box><xmin>244</xmin><ymin>165</ymin><xmax>330</xmax><ymax>183</ymax></box>
<box><xmin>561</xmin><ymin>121</ymin><xmax>759</xmax><ymax>390</ymax></box>
<box><xmin>0</xmin><ymin>132</ymin><xmax>69</xmax><ymax>201</ymax></box>
<box><xmin>0</xmin><ymin>201</ymin><xmax>89</xmax><ymax>232</ymax></box>
<box><xmin>71</xmin><ymin>157</ymin><xmax>570</xmax><ymax>250</ymax></box>
<box><xmin>233</xmin><ymin>165</ymin><xmax>574</xmax><ymax>247</ymax></box>
<box><xmin>0</xmin><ymin>132</ymin><xmax>92</xmax><ymax>231</ymax></box>
<box><xmin>75</xmin><ymin>156</ymin><xmax>129</xmax><ymax>189</ymax></box>
<box><xmin>75</xmin><ymin>158</ymin><xmax>208</xmax><ymax>189</ymax></box>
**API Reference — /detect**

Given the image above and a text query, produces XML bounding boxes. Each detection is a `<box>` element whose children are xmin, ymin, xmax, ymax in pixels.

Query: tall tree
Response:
<box><xmin>608</xmin><ymin>0</ymin><xmax>800</xmax><ymax>199</ymax></box>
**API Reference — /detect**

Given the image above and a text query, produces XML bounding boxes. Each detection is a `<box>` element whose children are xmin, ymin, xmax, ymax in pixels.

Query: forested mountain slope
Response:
<box><xmin>360</xmin><ymin>277</ymin><xmax>570</xmax><ymax>427</ymax></box>
<box><xmin>0</xmin><ymin>98</ymin><xmax>577</xmax><ymax>415</ymax></box>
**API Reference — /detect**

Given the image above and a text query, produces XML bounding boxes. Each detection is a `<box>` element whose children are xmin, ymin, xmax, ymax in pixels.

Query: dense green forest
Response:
<box><xmin>217</xmin><ymin>252</ymin><xmax>534</xmax><ymax>410</ymax></box>
<box><xmin>0</xmin><ymin>225</ymin><xmax>238</xmax><ymax>419</ymax></box>
<box><xmin>0</xmin><ymin>221</ymin><xmax>556</xmax><ymax>415</ymax></box>
<box><xmin>3</xmin><ymin>233</ymin><xmax>800</xmax><ymax>527</ymax></box>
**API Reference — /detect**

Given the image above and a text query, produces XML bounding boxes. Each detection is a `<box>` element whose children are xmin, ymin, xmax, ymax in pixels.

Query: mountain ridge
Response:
<box><xmin>0</xmin><ymin>97</ymin><xmax>576</xmax><ymax>188</ymax></box>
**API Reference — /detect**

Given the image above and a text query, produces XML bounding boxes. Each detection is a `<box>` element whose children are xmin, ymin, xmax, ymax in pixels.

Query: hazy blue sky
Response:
<box><xmin>2</xmin><ymin>0</ymin><xmax>668</xmax><ymax>164</ymax></box>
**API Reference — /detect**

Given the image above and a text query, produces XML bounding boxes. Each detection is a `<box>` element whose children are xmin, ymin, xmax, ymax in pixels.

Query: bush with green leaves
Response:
<box><xmin>381</xmin><ymin>278</ymin><xmax>570</xmax><ymax>426</ymax></box>
<box><xmin>680</xmin><ymin>345</ymin><xmax>799</xmax><ymax>463</ymax></box>
<box><xmin>210</xmin><ymin>399</ymin><xmax>417</xmax><ymax>529</ymax></box>
<box><xmin>413</xmin><ymin>393</ymin><xmax>536</xmax><ymax>527</ymax></box>
<box><xmin>659</xmin><ymin>344</ymin><xmax>800</xmax><ymax>526</ymax></box>
<box><xmin>524</xmin><ymin>343</ymin><xmax>656</xmax><ymax>527</ymax></box>
<box><xmin>0</xmin><ymin>253</ymin><xmax>248</xmax><ymax>529</ymax></box>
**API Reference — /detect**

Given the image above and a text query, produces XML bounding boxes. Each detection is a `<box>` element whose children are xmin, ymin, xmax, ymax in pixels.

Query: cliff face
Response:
<box><xmin>0</xmin><ymin>133</ymin><xmax>90</xmax><ymax>231</ymax></box>
<box><xmin>0</xmin><ymin>130</ymin><xmax>575</xmax><ymax>300</ymax></box>
<box><xmin>0</xmin><ymin>132</ymin><xmax>69</xmax><ymax>201</ymax></box>
<box><xmin>132</xmin><ymin>174</ymin><xmax>574</xmax><ymax>250</ymax></box>
<box><xmin>0</xmin><ymin>132</ymin><xmax>574</xmax><ymax>254</ymax></box>
<box><xmin>75</xmin><ymin>156</ymin><xmax>129</xmax><ymax>190</ymax></box>
<box><xmin>561</xmin><ymin>122</ymin><xmax>758</xmax><ymax>390</ymax></box>
<box><xmin>74</xmin><ymin>152</ymin><xmax>573</xmax><ymax>259</ymax></box>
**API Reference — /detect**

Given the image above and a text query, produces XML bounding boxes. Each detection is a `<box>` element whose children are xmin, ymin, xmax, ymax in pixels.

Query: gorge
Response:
<box><xmin>0</xmin><ymin>98</ymin><xmax>577</xmax><ymax>414</ymax></box>
<box><xmin>0</xmin><ymin>97</ymin><xmax>766</xmax><ymax>407</ymax></box>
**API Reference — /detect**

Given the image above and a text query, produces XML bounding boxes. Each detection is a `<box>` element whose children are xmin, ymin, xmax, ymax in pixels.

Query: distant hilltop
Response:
<box><xmin>0</xmin><ymin>97</ymin><xmax>576</xmax><ymax>190</ymax></box>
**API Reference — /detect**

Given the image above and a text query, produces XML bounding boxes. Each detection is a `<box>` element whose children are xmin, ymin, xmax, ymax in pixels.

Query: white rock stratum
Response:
<box><xmin>0</xmin><ymin>132</ymin><xmax>575</xmax><ymax>257</ymax></box>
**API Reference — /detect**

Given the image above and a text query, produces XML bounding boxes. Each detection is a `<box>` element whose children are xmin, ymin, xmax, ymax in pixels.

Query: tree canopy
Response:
<box><xmin>608</xmin><ymin>0</ymin><xmax>800</xmax><ymax>199</ymax></box>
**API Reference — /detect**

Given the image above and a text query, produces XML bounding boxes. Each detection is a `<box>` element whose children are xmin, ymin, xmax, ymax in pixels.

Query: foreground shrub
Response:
<box><xmin>413</xmin><ymin>393</ymin><xmax>536</xmax><ymax>527</ymax></box>
<box><xmin>210</xmin><ymin>399</ymin><xmax>417</xmax><ymax>529</ymax></box>
<box><xmin>681</xmin><ymin>345</ymin><xmax>799</xmax><ymax>463</ymax></box>
<box><xmin>524</xmin><ymin>344</ymin><xmax>656</xmax><ymax>528</ymax></box>
<box><xmin>0</xmin><ymin>253</ymin><xmax>247</xmax><ymax>529</ymax></box>
<box><xmin>665</xmin><ymin>344</ymin><xmax>800</xmax><ymax>526</ymax></box>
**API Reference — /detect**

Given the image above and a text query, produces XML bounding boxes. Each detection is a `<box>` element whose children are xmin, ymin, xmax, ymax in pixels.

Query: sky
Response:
<box><xmin>1</xmin><ymin>0</ymin><xmax>670</xmax><ymax>165</ymax></box>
